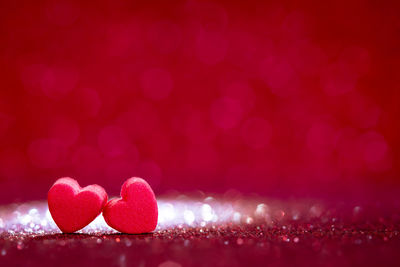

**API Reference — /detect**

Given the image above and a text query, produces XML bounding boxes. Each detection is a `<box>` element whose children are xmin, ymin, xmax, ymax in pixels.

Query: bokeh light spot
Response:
<box><xmin>41</xmin><ymin>67</ymin><xmax>79</xmax><ymax>99</ymax></box>
<box><xmin>147</xmin><ymin>20</ymin><xmax>182</xmax><ymax>54</ymax></box>
<box><xmin>210</xmin><ymin>97</ymin><xmax>243</xmax><ymax>130</ymax></box>
<box><xmin>98</xmin><ymin>125</ymin><xmax>131</xmax><ymax>158</ymax></box>
<box><xmin>140</xmin><ymin>68</ymin><xmax>173</xmax><ymax>101</ymax></box>
<box><xmin>195</xmin><ymin>31</ymin><xmax>228</xmax><ymax>65</ymax></box>
<box><xmin>306</xmin><ymin>122</ymin><xmax>337</xmax><ymax>157</ymax></box>
<box><xmin>28</xmin><ymin>139</ymin><xmax>67</xmax><ymax>169</ymax></box>
<box><xmin>241</xmin><ymin>117</ymin><xmax>272</xmax><ymax>149</ymax></box>
<box><xmin>45</xmin><ymin>1</ymin><xmax>80</xmax><ymax>26</ymax></box>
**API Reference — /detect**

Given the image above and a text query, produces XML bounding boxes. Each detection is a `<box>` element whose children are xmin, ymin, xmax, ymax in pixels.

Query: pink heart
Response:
<box><xmin>103</xmin><ymin>177</ymin><xmax>158</xmax><ymax>234</ymax></box>
<box><xmin>48</xmin><ymin>177</ymin><xmax>108</xmax><ymax>233</ymax></box>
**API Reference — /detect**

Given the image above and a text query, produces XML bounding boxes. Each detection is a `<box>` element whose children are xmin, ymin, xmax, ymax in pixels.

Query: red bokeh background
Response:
<box><xmin>0</xmin><ymin>0</ymin><xmax>399</xmax><ymax>203</ymax></box>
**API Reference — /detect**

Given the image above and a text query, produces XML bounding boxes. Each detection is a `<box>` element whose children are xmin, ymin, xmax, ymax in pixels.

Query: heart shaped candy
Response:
<box><xmin>48</xmin><ymin>177</ymin><xmax>108</xmax><ymax>233</ymax></box>
<box><xmin>103</xmin><ymin>177</ymin><xmax>158</xmax><ymax>234</ymax></box>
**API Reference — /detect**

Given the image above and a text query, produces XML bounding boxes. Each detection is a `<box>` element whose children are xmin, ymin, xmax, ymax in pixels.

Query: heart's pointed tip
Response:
<box><xmin>60</xmin><ymin>229</ymin><xmax>78</xmax><ymax>234</ymax></box>
<box><xmin>110</xmin><ymin>223</ymin><xmax>157</xmax><ymax>234</ymax></box>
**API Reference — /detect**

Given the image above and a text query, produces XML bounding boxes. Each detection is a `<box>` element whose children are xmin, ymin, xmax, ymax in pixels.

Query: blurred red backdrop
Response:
<box><xmin>0</xmin><ymin>0</ymin><xmax>399</xmax><ymax>203</ymax></box>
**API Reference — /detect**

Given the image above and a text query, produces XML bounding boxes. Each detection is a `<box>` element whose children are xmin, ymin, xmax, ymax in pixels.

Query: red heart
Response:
<box><xmin>103</xmin><ymin>177</ymin><xmax>158</xmax><ymax>234</ymax></box>
<box><xmin>48</xmin><ymin>177</ymin><xmax>108</xmax><ymax>233</ymax></box>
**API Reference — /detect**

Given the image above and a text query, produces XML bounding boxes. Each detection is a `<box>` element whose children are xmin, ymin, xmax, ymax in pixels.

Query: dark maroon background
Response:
<box><xmin>0</xmin><ymin>0</ymin><xmax>400</xmax><ymax>203</ymax></box>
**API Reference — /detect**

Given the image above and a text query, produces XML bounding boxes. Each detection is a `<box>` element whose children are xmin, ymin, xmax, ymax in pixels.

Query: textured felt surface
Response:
<box><xmin>47</xmin><ymin>177</ymin><xmax>108</xmax><ymax>233</ymax></box>
<box><xmin>103</xmin><ymin>177</ymin><xmax>158</xmax><ymax>234</ymax></box>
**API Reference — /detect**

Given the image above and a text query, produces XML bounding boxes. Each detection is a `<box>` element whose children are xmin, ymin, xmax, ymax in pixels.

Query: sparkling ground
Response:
<box><xmin>1</xmin><ymin>195</ymin><xmax>400</xmax><ymax>266</ymax></box>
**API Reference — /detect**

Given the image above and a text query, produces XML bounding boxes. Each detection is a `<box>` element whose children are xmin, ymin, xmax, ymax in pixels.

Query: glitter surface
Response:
<box><xmin>1</xmin><ymin>196</ymin><xmax>400</xmax><ymax>266</ymax></box>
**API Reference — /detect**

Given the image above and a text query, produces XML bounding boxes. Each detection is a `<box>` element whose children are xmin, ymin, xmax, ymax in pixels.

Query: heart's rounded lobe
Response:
<box><xmin>48</xmin><ymin>177</ymin><xmax>108</xmax><ymax>233</ymax></box>
<box><xmin>103</xmin><ymin>177</ymin><xmax>158</xmax><ymax>234</ymax></box>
